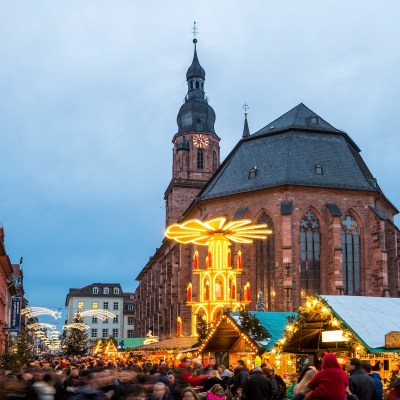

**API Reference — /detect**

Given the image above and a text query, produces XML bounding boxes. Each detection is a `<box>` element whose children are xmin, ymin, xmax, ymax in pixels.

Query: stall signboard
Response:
<box><xmin>321</xmin><ymin>330</ymin><xmax>346</xmax><ymax>342</ymax></box>
<box><xmin>10</xmin><ymin>297</ymin><xmax>22</xmax><ymax>333</ymax></box>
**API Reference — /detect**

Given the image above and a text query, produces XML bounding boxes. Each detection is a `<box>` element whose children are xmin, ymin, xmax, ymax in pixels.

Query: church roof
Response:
<box><xmin>197</xmin><ymin>103</ymin><xmax>381</xmax><ymax>200</ymax></box>
<box><xmin>186</xmin><ymin>41</ymin><xmax>205</xmax><ymax>80</ymax></box>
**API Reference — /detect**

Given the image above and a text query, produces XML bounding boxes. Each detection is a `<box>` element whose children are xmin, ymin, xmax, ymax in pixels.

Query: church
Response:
<box><xmin>133</xmin><ymin>38</ymin><xmax>400</xmax><ymax>339</ymax></box>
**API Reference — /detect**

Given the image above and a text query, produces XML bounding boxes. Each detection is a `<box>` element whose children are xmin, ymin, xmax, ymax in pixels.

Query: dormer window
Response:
<box><xmin>310</xmin><ymin>116</ymin><xmax>318</xmax><ymax>124</ymax></box>
<box><xmin>127</xmin><ymin>305</ymin><xmax>134</xmax><ymax>311</ymax></box>
<box><xmin>248</xmin><ymin>167</ymin><xmax>257</xmax><ymax>180</ymax></box>
<box><xmin>314</xmin><ymin>164</ymin><xmax>324</xmax><ymax>175</ymax></box>
<box><xmin>113</xmin><ymin>287</ymin><xmax>120</xmax><ymax>295</ymax></box>
<box><xmin>93</xmin><ymin>287</ymin><xmax>99</xmax><ymax>294</ymax></box>
<box><xmin>103</xmin><ymin>287</ymin><xmax>109</xmax><ymax>295</ymax></box>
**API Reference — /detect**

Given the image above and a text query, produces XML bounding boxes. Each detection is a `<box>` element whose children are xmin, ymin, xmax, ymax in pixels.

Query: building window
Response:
<box><xmin>113</xmin><ymin>316</ymin><xmax>119</xmax><ymax>323</ymax></box>
<box><xmin>300</xmin><ymin>210</ymin><xmax>321</xmax><ymax>295</ymax></box>
<box><xmin>310</xmin><ymin>116</ymin><xmax>318</xmax><ymax>124</ymax></box>
<box><xmin>93</xmin><ymin>287</ymin><xmax>98</xmax><ymax>294</ymax></box>
<box><xmin>128</xmin><ymin>317</ymin><xmax>134</xmax><ymax>325</ymax></box>
<box><xmin>248</xmin><ymin>167</ymin><xmax>257</xmax><ymax>179</ymax></box>
<box><xmin>103</xmin><ymin>318</ymin><xmax>108</xmax><ymax>324</ymax></box>
<box><xmin>103</xmin><ymin>287</ymin><xmax>109</xmax><ymax>294</ymax></box>
<box><xmin>212</xmin><ymin>151</ymin><xmax>217</xmax><ymax>171</ymax></box>
<box><xmin>102</xmin><ymin>329</ymin><xmax>109</xmax><ymax>338</ymax></box>
<box><xmin>92</xmin><ymin>302</ymin><xmax>98</xmax><ymax>310</ymax></box>
<box><xmin>78</xmin><ymin>301</ymin><xmax>84</xmax><ymax>310</ymax></box>
<box><xmin>197</xmin><ymin>149</ymin><xmax>204</xmax><ymax>170</ymax></box>
<box><xmin>341</xmin><ymin>214</ymin><xmax>361</xmax><ymax>295</ymax></box>
<box><xmin>112</xmin><ymin>329</ymin><xmax>119</xmax><ymax>337</ymax></box>
<box><xmin>103</xmin><ymin>302</ymin><xmax>109</xmax><ymax>310</ymax></box>
<box><xmin>127</xmin><ymin>304</ymin><xmax>134</xmax><ymax>311</ymax></box>
<box><xmin>113</xmin><ymin>302</ymin><xmax>119</xmax><ymax>310</ymax></box>
<box><xmin>314</xmin><ymin>164</ymin><xmax>323</xmax><ymax>175</ymax></box>
<box><xmin>127</xmin><ymin>330</ymin><xmax>134</xmax><ymax>338</ymax></box>
<box><xmin>255</xmin><ymin>213</ymin><xmax>275</xmax><ymax>311</ymax></box>
<box><xmin>92</xmin><ymin>317</ymin><xmax>98</xmax><ymax>324</ymax></box>
<box><xmin>91</xmin><ymin>329</ymin><xmax>97</xmax><ymax>338</ymax></box>
<box><xmin>113</xmin><ymin>287</ymin><xmax>120</xmax><ymax>294</ymax></box>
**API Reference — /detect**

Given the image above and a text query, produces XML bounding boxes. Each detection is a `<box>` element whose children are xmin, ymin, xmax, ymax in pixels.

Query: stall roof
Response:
<box><xmin>232</xmin><ymin>311</ymin><xmax>296</xmax><ymax>351</ymax></box>
<box><xmin>116</xmin><ymin>338</ymin><xmax>146</xmax><ymax>349</ymax></box>
<box><xmin>319</xmin><ymin>295</ymin><xmax>400</xmax><ymax>353</ymax></box>
<box><xmin>130</xmin><ymin>337</ymin><xmax>197</xmax><ymax>351</ymax></box>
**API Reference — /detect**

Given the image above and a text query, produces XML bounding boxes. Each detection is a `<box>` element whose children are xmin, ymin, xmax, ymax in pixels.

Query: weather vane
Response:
<box><xmin>242</xmin><ymin>103</ymin><xmax>249</xmax><ymax>116</ymax></box>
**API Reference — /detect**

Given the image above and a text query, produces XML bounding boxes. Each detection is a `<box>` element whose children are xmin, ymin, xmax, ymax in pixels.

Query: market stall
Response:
<box><xmin>198</xmin><ymin>311</ymin><xmax>297</xmax><ymax>374</ymax></box>
<box><xmin>279</xmin><ymin>295</ymin><xmax>400</xmax><ymax>385</ymax></box>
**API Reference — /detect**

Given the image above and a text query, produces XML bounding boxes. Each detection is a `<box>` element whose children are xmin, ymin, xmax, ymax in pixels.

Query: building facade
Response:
<box><xmin>133</xmin><ymin>40</ymin><xmax>400</xmax><ymax>339</ymax></box>
<box><xmin>65</xmin><ymin>283</ymin><xmax>126</xmax><ymax>345</ymax></box>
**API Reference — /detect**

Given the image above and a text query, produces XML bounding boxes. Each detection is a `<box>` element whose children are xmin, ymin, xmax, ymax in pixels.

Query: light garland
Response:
<box><xmin>64</xmin><ymin>322</ymin><xmax>89</xmax><ymax>331</ymax></box>
<box><xmin>78</xmin><ymin>309</ymin><xmax>116</xmax><ymax>321</ymax></box>
<box><xmin>27</xmin><ymin>322</ymin><xmax>56</xmax><ymax>331</ymax></box>
<box><xmin>22</xmin><ymin>307</ymin><xmax>62</xmax><ymax>320</ymax></box>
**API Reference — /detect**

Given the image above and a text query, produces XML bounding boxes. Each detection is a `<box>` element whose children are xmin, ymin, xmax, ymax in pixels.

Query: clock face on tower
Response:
<box><xmin>193</xmin><ymin>134</ymin><xmax>209</xmax><ymax>148</ymax></box>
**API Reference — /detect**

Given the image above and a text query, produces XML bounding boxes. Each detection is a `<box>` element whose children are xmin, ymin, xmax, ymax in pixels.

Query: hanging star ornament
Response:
<box><xmin>165</xmin><ymin>217</ymin><xmax>272</xmax><ymax>245</ymax></box>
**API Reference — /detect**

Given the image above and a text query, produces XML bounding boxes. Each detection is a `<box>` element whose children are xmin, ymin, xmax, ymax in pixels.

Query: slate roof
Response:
<box><xmin>198</xmin><ymin>103</ymin><xmax>381</xmax><ymax>201</ymax></box>
<box><xmin>318</xmin><ymin>295</ymin><xmax>400</xmax><ymax>353</ymax></box>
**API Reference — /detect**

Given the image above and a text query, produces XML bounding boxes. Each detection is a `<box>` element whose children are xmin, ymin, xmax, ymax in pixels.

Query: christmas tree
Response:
<box><xmin>196</xmin><ymin>313</ymin><xmax>211</xmax><ymax>345</ymax></box>
<box><xmin>0</xmin><ymin>330</ymin><xmax>33</xmax><ymax>372</ymax></box>
<box><xmin>63</xmin><ymin>313</ymin><xmax>88</xmax><ymax>356</ymax></box>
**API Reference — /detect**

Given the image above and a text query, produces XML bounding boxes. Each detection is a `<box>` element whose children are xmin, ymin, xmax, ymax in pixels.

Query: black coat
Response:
<box><xmin>349</xmin><ymin>369</ymin><xmax>376</xmax><ymax>400</ymax></box>
<box><xmin>243</xmin><ymin>371</ymin><xmax>272</xmax><ymax>400</ymax></box>
<box><xmin>233</xmin><ymin>367</ymin><xmax>249</xmax><ymax>393</ymax></box>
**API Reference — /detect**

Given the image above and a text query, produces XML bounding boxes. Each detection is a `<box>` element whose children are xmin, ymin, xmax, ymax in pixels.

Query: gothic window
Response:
<box><xmin>196</xmin><ymin>81</ymin><xmax>199</xmax><ymax>89</ymax></box>
<box><xmin>300</xmin><ymin>210</ymin><xmax>321</xmax><ymax>295</ymax></box>
<box><xmin>197</xmin><ymin>149</ymin><xmax>204</xmax><ymax>170</ymax></box>
<box><xmin>255</xmin><ymin>213</ymin><xmax>275</xmax><ymax>310</ymax></box>
<box><xmin>341</xmin><ymin>214</ymin><xmax>361</xmax><ymax>295</ymax></box>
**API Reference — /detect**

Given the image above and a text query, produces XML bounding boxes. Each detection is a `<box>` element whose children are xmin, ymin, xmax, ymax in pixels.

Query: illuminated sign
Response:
<box><xmin>321</xmin><ymin>330</ymin><xmax>346</xmax><ymax>342</ymax></box>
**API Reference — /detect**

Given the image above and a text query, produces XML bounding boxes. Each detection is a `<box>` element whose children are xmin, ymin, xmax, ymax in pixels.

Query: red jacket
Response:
<box><xmin>307</xmin><ymin>354</ymin><xmax>348</xmax><ymax>400</ymax></box>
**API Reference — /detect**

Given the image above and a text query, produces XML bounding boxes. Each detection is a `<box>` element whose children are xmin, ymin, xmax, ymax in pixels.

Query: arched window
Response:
<box><xmin>300</xmin><ymin>210</ymin><xmax>321</xmax><ymax>295</ymax></box>
<box><xmin>197</xmin><ymin>149</ymin><xmax>204</xmax><ymax>170</ymax></box>
<box><xmin>341</xmin><ymin>214</ymin><xmax>360</xmax><ymax>295</ymax></box>
<box><xmin>196</xmin><ymin>81</ymin><xmax>199</xmax><ymax>89</ymax></box>
<box><xmin>255</xmin><ymin>213</ymin><xmax>275</xmax><ymax>310</ymax></box>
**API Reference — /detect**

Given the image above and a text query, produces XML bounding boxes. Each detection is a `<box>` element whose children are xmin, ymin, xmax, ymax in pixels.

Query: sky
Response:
<box><xmin>1</xmin><ymin>1</ymin><xmax>399</xmax><ymax>330</ymax></box>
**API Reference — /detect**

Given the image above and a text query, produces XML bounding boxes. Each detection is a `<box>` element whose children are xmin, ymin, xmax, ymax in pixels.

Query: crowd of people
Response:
<box><xmin>0</xmin><ymin>353</ymin><xmax>399</xmax><ymax>400</ymax></box>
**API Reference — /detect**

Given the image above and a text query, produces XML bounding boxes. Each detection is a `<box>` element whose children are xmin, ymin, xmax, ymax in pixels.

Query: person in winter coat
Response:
<box><xmin>348</xmin><ymin>358</ymin><xmax>376</xmax><ymax>400</ymax></box>
<box><xmin>307</xmin><ymin>353</ymin><xmax>348</xmax><ymax>400</ymax></box>
<box><xmin>362</xmin><ymin>361</ymin><xmax>383</xmax><ymax>400</ymax></box>
<box><xmin>202</xmin><ymin>370</ymin><xmax>227</xmax><ymax>393</ymax></box>
<box><xmin>231</xmin><ymin>360</ymin><xmax>249</xmax><ymax>399</ymax></box>
<box><xmin>292</xmin><ymin>369</ymin><xmax>317</xmax><ymax>400</ymax></box>
<box><xmin>243</xmin><ymin>366</ymin><xmax>272</xmax><ymax>400</ymax></box>
<box><xmin>387</xmin><ymin>378</ymin><xmax>400</xmax><ymax>400</ymax></box>
<box><xmin>265</xmin><ymin>366</ymin><xmax>286</xmax><ymax>400</ymax></box>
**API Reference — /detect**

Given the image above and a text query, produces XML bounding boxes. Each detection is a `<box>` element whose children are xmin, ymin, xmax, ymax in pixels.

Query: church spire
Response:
<box><xmin>242</xmin><ymin>103</ymin><xmax>250</xmax><ymax>138</ymax></box>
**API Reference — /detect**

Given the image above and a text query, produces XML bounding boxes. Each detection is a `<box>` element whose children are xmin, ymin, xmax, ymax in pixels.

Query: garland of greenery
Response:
<box><xmin>238</xmin><ymin>309</ymin><xmax>271</xmax><ymax>341</ymax></box>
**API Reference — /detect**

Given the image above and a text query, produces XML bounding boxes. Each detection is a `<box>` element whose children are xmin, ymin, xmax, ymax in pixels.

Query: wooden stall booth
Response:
<box><xmin>198</xmin><ymin>311</ymin><xmax>297</xmax><ymax>375</ymax></box>
<box><xmin>280</xmin><ymin>295</ymin><xmax>400</xmax><ymax>387</ymax></box>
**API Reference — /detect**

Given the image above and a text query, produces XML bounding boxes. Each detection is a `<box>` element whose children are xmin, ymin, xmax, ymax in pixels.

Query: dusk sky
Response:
<box><xmin>1</xmin><ymin>1</ymin><xmax>399</xmax><ymax>330</ymax></box>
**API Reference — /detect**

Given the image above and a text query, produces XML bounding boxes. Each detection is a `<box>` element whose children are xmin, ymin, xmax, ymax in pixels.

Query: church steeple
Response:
<box><xmin>242</xmin><ymin>103</ymin><xmax>250</xmax><ymax>138</ymax></box>
<box><xmin>165</xmin><ymin>27</ymin><xmax>220</xmax><ymax>226</ymax></box>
